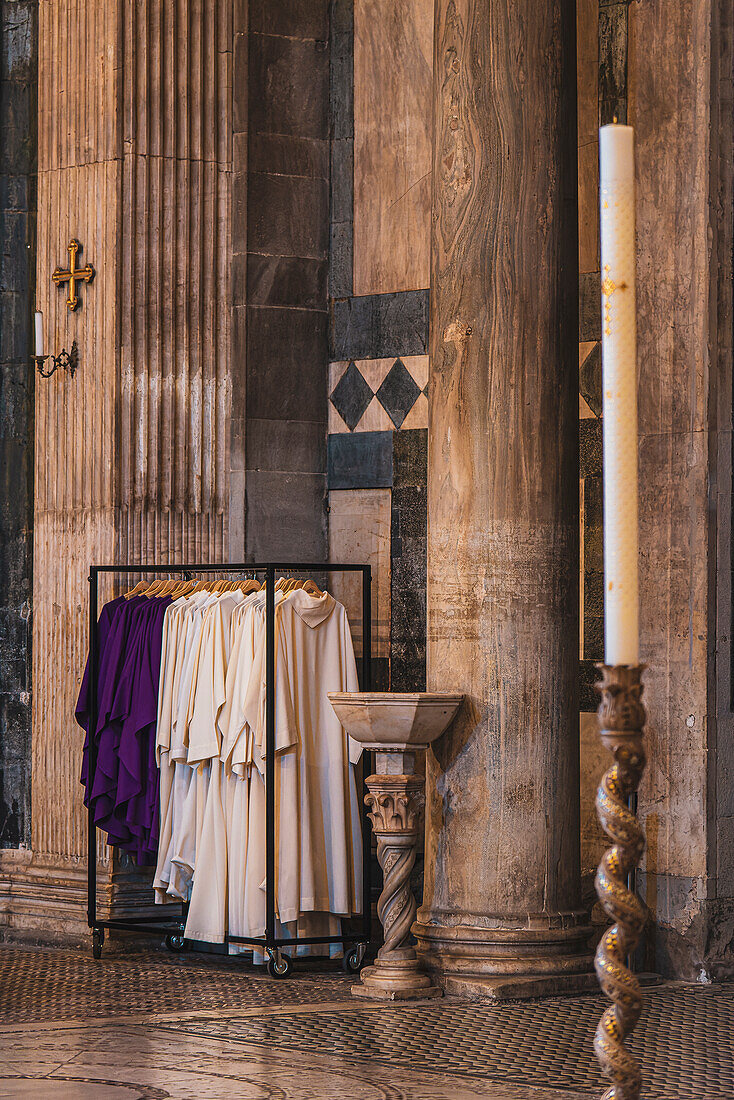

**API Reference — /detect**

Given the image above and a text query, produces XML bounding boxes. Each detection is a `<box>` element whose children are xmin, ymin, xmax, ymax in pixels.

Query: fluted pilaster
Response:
<box><xmin>24</xmin><ymin>1</ymin><xmax>232</xmax><ymax>929</ymax></box>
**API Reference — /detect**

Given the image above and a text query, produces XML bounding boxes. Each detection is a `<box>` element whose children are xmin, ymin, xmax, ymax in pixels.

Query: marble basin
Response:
<box><xmin>328</xmin><ymin>692</ymin><xmax>463</xmax><ymax>751</ymax></box>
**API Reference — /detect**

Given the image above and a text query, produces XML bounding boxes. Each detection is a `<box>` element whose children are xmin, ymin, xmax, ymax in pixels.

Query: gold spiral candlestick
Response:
<box><xmin>594</xmin><ymin>664</ymin><xmax>648</xmax><ymax>1100</ymax></box>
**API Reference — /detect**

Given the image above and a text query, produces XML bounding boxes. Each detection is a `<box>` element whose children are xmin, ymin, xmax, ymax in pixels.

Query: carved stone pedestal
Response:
<box><xmin>327</xmin><ymin>693</ymin><xmax>464</xmax><ymax>1001</ymax></box>
<box><xmin>355</xmin><ymin>761</ymin><xmax>441</xmax><ymax>1001</ymax></box>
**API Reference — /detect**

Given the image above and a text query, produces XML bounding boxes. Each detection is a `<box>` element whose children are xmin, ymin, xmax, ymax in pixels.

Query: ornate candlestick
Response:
<box><xmin>328</xmin><ymin>692</ymin><xmax>463</xmax><ymax>1000</ymax></box>
<box><xmin>594</xmin><ymin>664</ymin><xmax>647</xmax><ymax>1100</ymax></box>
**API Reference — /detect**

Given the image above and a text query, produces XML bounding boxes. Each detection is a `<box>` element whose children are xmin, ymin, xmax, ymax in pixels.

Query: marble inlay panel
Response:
<box><xmin>330</xmin><ymin>290</ymin><xmax>430</xmax><ymax>361</ymax></box>
<box><xmin>401</xmin><ymin>391</ymin><xmax>428</xmax><ymax>431</ymax></box>
<box><xmin>401</xmin><ymin>355</ymin><xmax>429</xmax><ymax>392</ymax></box>
<box><xmin>328</xmin><ymin>488</ymin><xmax>391</xmax><ymax>659</ymax></box>
<box><xmin>578</xmin><ymin>140</ymin><xmax>599</xmax><ymax>275</ymax></box>
<box><xmin>329</xmin><ymin>361</ymin><xmax>350</xmax><ymax>433</ymax></box>
<box><xmin>355</xmin><ymin>397</ymin><xmax>395</xmax><ymax>433</ymax></box>
<box><xmin>577</xmin><ymin>0</ymin><xmax>599</xmax><ymax>145</ymax></box>
<box><xmin>329</xmin><ymin>356</ymin><xmax>429</xmax><ymax>434</ymax></box>
<box><xmin>357</xmin><ymin>358</ymin><xmax>395</xmax><ymax>393</ymax></box>
<box><xmin>353</xmin><ymin>0</ymin><xmax>433</xmax><ymax>295</ymax></box>
<box><xmin>579</xmin><ymin>343</ymin><xmax>600</xmax><ymax>420</ymax></box>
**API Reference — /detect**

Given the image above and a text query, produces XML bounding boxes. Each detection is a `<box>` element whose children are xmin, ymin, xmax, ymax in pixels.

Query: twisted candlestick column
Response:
<box><xmin>376</xmin><ymin>830</ymin><xmax>418</xmax><ymax>956</ymax></box>
<box><xmin>353</xmin><ymin>771</ymin><xmax>440</xmax><ymax>1000</ymax></box>
<box><xmin>594</xmin><ymin>665</ymin><xmax>648</xmax><ymax>1100</ymax></box>
<box><xmin>368</xmin><ymin>777</ymin><xmax>423</xmax><ymax>962</ymax></box>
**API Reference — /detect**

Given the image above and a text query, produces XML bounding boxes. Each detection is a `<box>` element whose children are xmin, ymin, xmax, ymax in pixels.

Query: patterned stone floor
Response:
<box><xmin>0</xmin><ymin>942</ymin><xmax>732</xmax><ymax>1099</ymax></box>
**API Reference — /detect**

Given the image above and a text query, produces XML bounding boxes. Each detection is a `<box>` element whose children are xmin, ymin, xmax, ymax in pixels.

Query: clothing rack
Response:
<box><xmin>87</xmin><ymin>561</ymin><xmax>372</xmax><ymax>978</ymax></box>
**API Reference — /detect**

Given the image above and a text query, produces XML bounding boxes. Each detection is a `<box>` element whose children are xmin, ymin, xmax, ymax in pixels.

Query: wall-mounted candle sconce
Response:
<box><xmin>32</xmin><ymin>311</ymin><xmax>78</xmax><ymax>378</ymax></box>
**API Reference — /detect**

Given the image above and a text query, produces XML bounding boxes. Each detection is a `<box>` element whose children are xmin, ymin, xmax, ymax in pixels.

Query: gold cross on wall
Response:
<box><xmin>52</xmin><ymin>239</ymin><xmax>95</xmax><ymax>311</ymax></box>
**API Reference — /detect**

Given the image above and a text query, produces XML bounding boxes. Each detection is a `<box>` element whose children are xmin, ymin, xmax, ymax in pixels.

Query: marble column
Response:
<box><xmin>414</xmin><ymin>0</ymin><xmax>593</xmax><ymax>996</ymax></box>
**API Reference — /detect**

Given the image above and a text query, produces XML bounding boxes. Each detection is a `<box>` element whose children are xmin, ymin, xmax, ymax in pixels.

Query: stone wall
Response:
<box><xmin>0</xmin><ymin>0</ymin><xmax>235</xmax><ymax>939</ymax></box>
<box><xmin>629</xmin><ymin>0</ymin><xmax>734</xmax><ymax>979</ymax></box>
<box><xmin>0</xmin><ymin>0</ymin><xmax>36</xmax><ymax>850</ymax></box>
<box><xmin>233</xmin><ymin>0</ymin><xmax>330</xmax><ymax>564</ymax></box>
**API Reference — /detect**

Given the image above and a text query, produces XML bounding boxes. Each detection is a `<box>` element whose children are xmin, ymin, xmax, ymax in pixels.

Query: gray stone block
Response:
<box><xmin>246</xmin><ymin>305</ymin><xmax>328</xmax><ymax>422</ymax></box>
<box><xmin>330</xmin><ymin>0</ymin><xmax>353</xmax><ymax>38</ymax></box>
<box><xmin>599</xmin><ymin>3</ymin><xmax>628</xmax><ymax>126</ymax></box>
<box><xmin>250</xmin><ymin>35</ymin><xmax>329</xmax><ymax>141</ymax></box>
<box><xmin>329</xmin><ymin>221</ymin><xmax>353</xmax><ymax>299</ymax></box>
<box><xmin>579</xmin><ymin>418</ymin><xmax>603</xmax><ymax>478</ymax></box>
<box><xmin>330</xmin><ymin>290</ymin><xmax>430</xmax><ymax>360</ymax></box>
<box><xmin>250</xmin><ymin>0</ymin><xmax>328</xmax><ymax>40</ymax></box>
<box><xmin>330</xmin><ymin>34</ymin><xmax>354</xmax><ymax>141</ymax></box>
<box><xmin>247</xmin><ymin>418</ymin><xmax>326</xmax><ymax>474</ymax></box>
<box><xmin>249</xmin><ymin>133</ymin><xmax>329</xmax><ymax>179</ymax></box>
<box><xmin>249</xmin><ymin>172</ymin><xmax>329</xmax><ymax>259</ymax></box>
<box><xmin>579</xmin><ymin>272</ymin><xmax>601</xmax><ymax>342</ymax></box>
<box><xmin>246</xmin><ymin>470</ymin><xmax>327</xmax><ymax>561</ymax></box>
<box><xmin>327</xmin><ymin>430</ymin><xmax>393</xmax><ymax>489</ymax></box>
<box><xmin>247</xmin><ymin>254</ymin><xmax>327</xmax><ymax>311</ymax></box>
<box><xmin>330</xmin><ymin>138</ymin><xmax>353</xmax><ymax>225</ymax></box>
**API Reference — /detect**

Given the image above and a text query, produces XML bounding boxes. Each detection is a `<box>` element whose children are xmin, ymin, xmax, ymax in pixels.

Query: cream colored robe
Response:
<box><xmin>244</xmin><ymin>588</ymin><xmax>362</xmax><ymax>925</ymax></box>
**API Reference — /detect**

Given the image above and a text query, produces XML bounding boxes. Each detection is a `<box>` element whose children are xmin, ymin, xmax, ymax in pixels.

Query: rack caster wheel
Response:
<box><xmin>165</xmin><ymin>931</ymin><xmax>186</xmax><ymax>953</ymax></box>
<box><xmin>266</xmin><ymin>949</ymin><xmax>292</xmax><ymax>979</ymax></box>
<box><xmin>342</xmin><ymin>943</ymin><xmax>367</xmax><ymax>973</ymax></box>
<box><xmin>92</xmin><ymin>928</ymin><xmax>104</xmax><ymax>960</ymax></box>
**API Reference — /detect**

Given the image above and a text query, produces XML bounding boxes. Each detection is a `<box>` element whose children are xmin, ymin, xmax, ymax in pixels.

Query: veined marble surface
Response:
<box><xmin>3</xmin><ymin>945</ymin><xmax>731</xmax><ymax>1099</ymax></box>
<box><xmin>0</xmin><ymin>1018</ymin><xmax>591</xmax><ymax>1100</ymax></box>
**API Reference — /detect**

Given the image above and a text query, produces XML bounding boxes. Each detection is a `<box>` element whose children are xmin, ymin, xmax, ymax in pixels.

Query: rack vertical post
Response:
<box><xmin>361</xmin><ymin>565</ymin><xmax>372</xmax><ymax>947</ymax></box>
<box><xmin>265</xmin><ymin>564</ymin><xmax>276</xmax><ymax>952</ymax></box>
<box><xmin>87</xmin><ymin>567</ymin><xmax>98</xmax><ymax>929</ymax></box>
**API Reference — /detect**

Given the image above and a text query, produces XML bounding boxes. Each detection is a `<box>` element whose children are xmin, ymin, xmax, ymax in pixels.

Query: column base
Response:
<box><xmin>414</xmin><ymin>909</ymin><xmax>595</xmax><ymax>993</ymax></box>
<box><xmin>0</xmin><ymin>849</ymin><xmax>164</xmax><ymax>945</ymax></box>
<box><xmin>353</xmin><ymin>960</ymin><xmax>443</xmax><ymax>1001</ymax></box>
<box><xmin>442</xmin><ymin>971</ymin><xmax>599</xmax><ymax>1002</ymax></box>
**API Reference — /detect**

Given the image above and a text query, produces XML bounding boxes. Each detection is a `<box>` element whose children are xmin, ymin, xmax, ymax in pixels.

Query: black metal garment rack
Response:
<box><xmin>86</xmin><ymin>561</ymin><xmax>372</xmax><ymax>978</ymax></box>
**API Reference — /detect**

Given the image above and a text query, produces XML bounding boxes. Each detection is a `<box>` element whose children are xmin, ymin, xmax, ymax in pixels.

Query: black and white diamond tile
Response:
<box><xmin>330</xmin><ymin>360</ymin><xmax>374</xmax><ymax>431</ymax></box>
<box><xmin>377</xmin><ymin>358</ymin><xmax>421</xmax><ymax>428</ymax></box>
<box><xmin>329</xmin><ymin>356</ymin><xmax>428</xmax><ymax>433</ymax></box>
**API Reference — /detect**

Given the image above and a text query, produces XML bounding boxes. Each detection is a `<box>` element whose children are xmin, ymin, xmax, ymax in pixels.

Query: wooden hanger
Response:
<box><xmin>238</xmin><ymin>579</ymin><xmax>260</xmax><ymax>595</ymax></box>
<box><xmin>303</xmin><ymin>579</ymin><xmax>322</xmax><ymax>597</ymax></box>
<box><xmin>171</xmin><ymin>578</ymin><xmax>196</xmax><ymax>598</ymax></box>
<box><xmin>124</xmin><ymin>578</ymin><xmax>150</xmax><ymax>600</ymax></box>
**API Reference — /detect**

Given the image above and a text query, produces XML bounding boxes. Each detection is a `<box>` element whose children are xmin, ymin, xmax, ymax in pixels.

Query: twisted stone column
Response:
<box><xmin>594</xmin><ymin>665</ymin><xmax>648</xmax><ymax>1100</ymax></box>
<box><xmin>354</xmin><ymin>768</ymin><xmax>441</xmax><ymax>1000</ymax></box>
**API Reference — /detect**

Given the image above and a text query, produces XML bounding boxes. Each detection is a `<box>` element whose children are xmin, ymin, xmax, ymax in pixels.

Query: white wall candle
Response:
<box><xmin>599</xmin><ymin>123</ymin><xmax>639</xmax><ymax>666</ymax></box>
<box><xmin>34</xmin><ymin>311</ymin><xmax>44</xmax><ymax>357</ymax></box>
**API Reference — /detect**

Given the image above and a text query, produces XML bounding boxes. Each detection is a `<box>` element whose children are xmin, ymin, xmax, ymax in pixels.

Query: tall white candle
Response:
<box><xmin>599</xmin><ymin>124</ymin><xmax>639</xmax><ymax>666</ymax></box>
<box><xmin>34</xmin><ymin>311</ymin><xmax>44</xmax><ymax>357</ymax></box>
